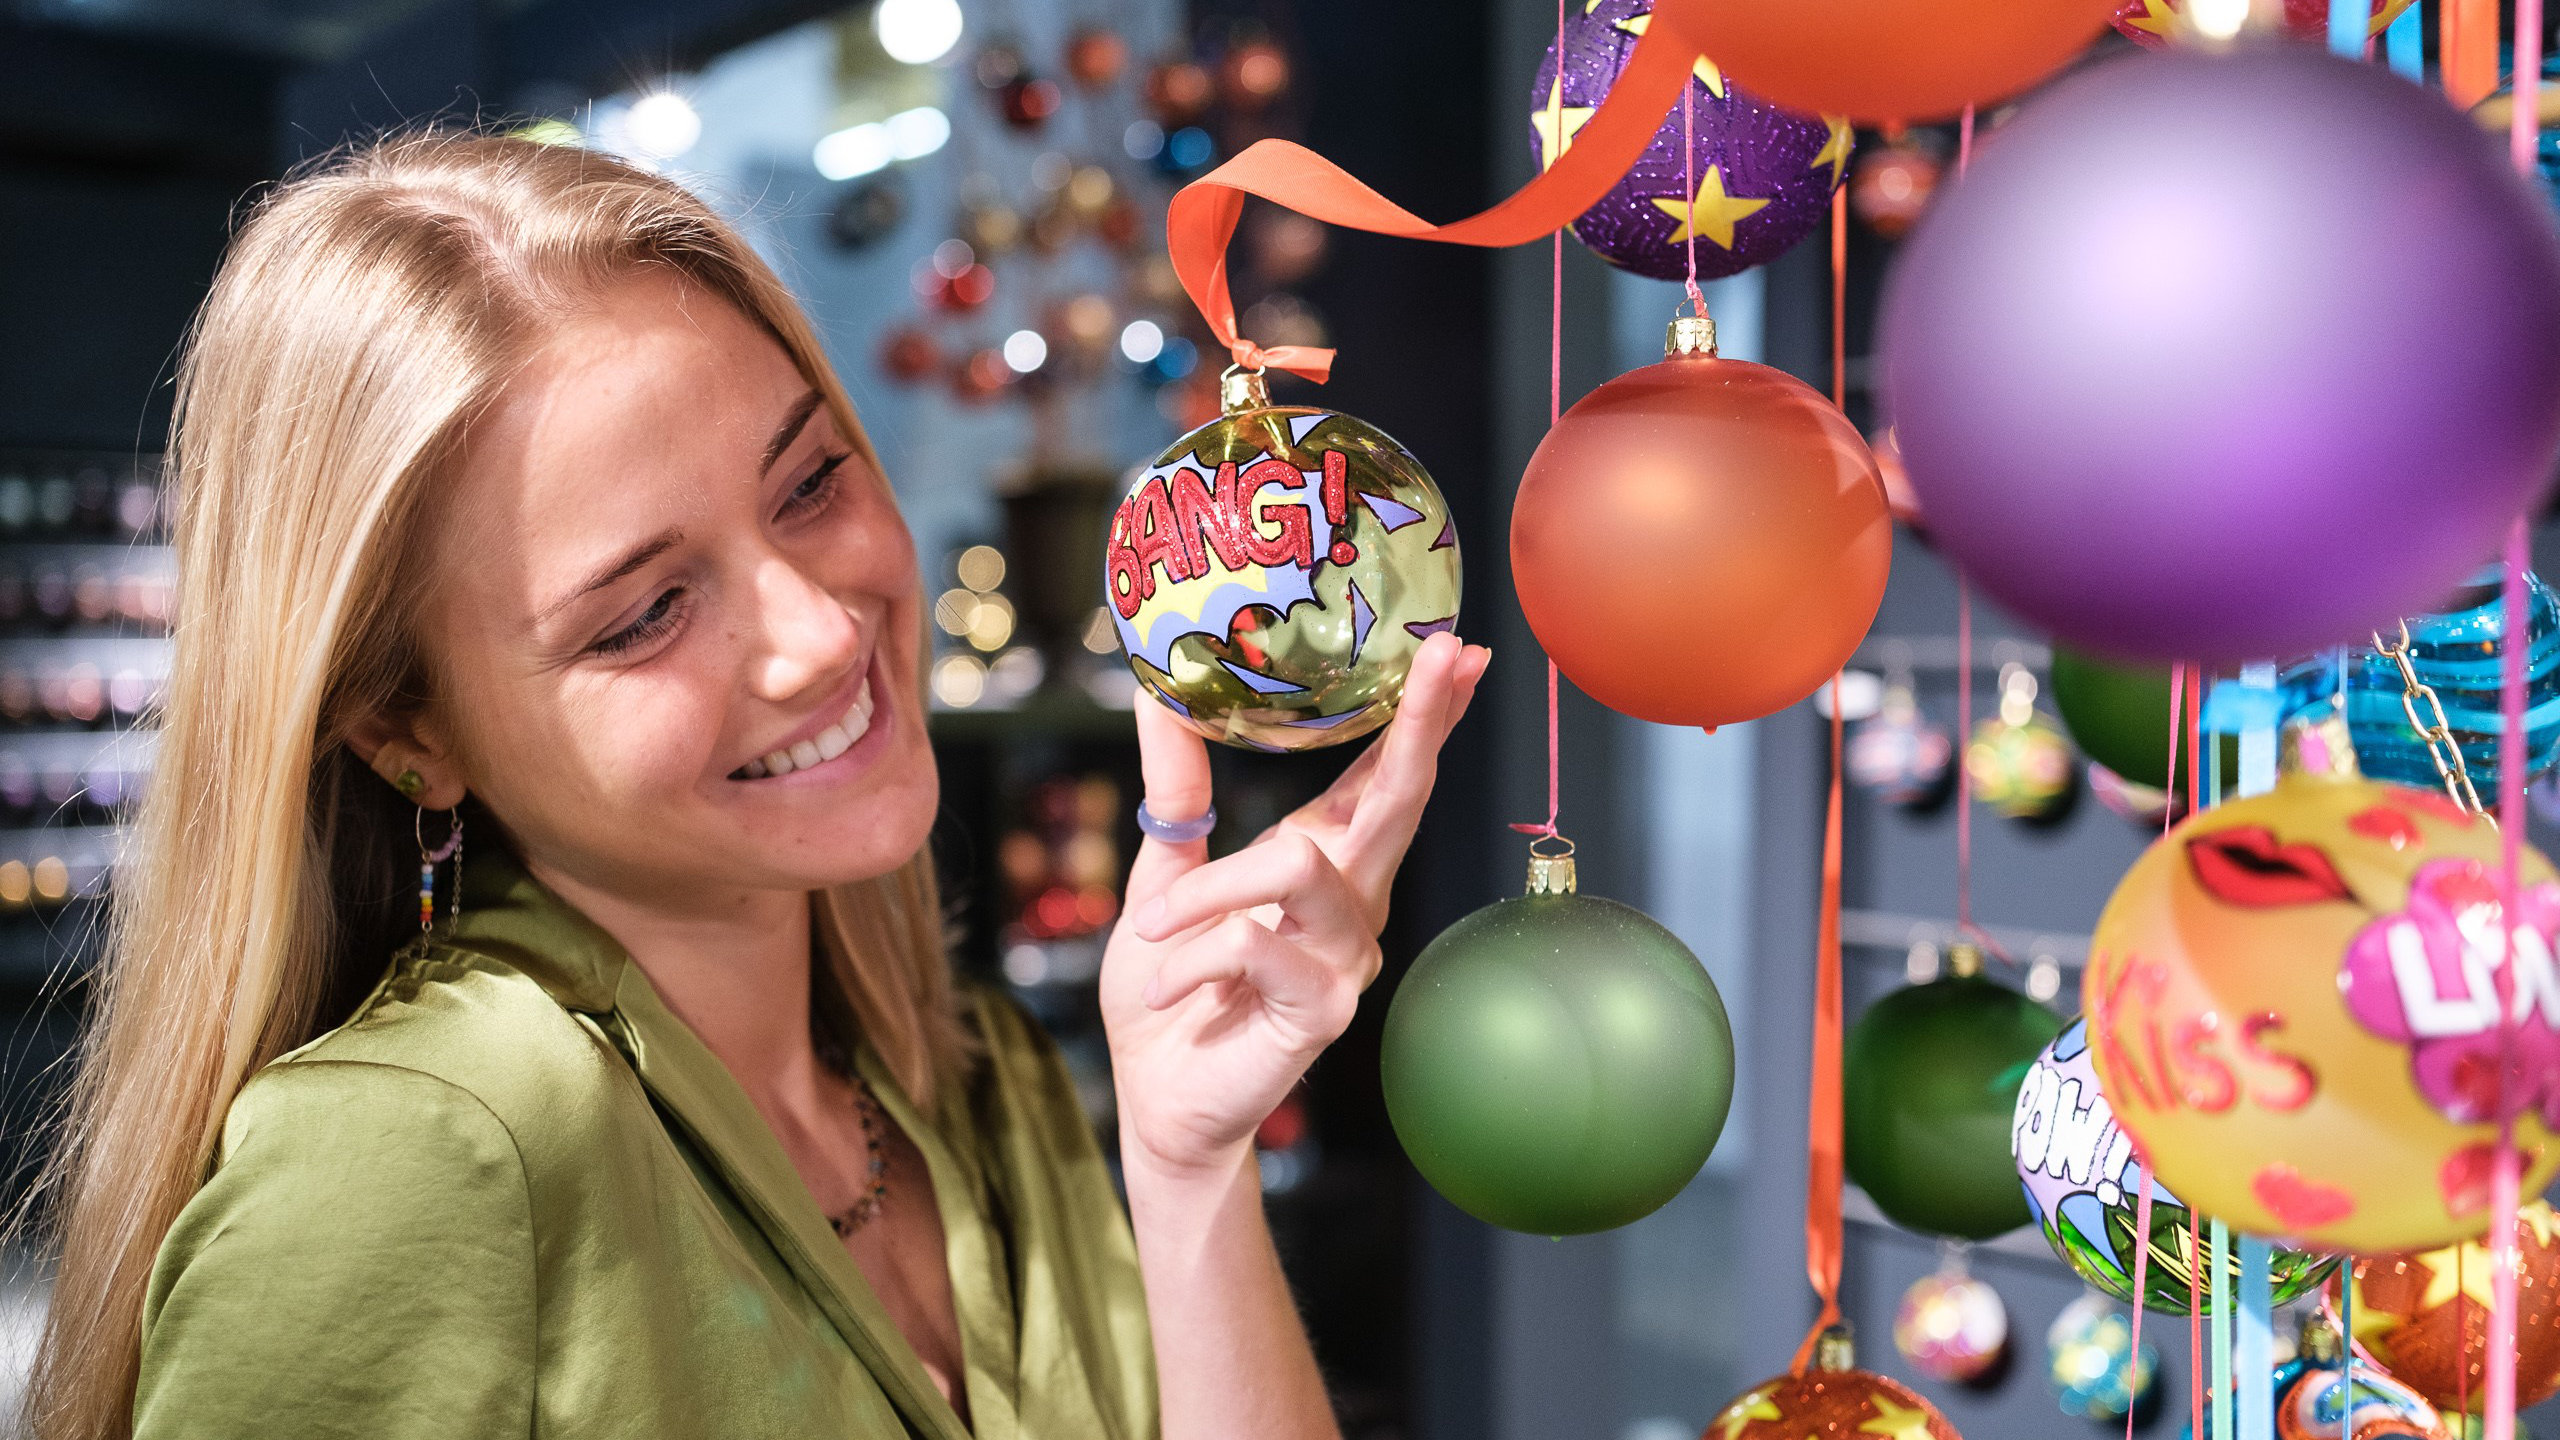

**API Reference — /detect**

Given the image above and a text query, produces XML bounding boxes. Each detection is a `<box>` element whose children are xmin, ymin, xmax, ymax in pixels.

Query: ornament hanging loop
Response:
<box><xmin>1525</xmin><ymin>831</ymin><xmax>1578</xmax><ymax>896</ymax></box>
<box><xmin>1219</xmin><ymin>362</ymin><xmax>1272</xmax><ymax>414</ymax></box>
<box><xmin>1665</xmin><ymin>309</ymin><xmax>1718</xmax><ymax>358</ymax></box>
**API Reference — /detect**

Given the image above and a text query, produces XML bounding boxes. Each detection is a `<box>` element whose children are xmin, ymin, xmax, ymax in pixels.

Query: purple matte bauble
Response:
<box><xmin>1531</xmin><ymin>0</ymin><xmax>1848</xmax><ymax>282</ymax></box>
<box><xmin>1881</xmin><ymin>46</ymin><xmax>2560</xmax><ymax>665</ymax></box>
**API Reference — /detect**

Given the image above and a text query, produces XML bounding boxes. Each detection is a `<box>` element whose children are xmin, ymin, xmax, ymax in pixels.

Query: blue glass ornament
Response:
<box><xmin>2277</xmin><ymin>563</ymin><xmax>2560</xmax><ymax>794</ymax></box>
<box><xmin>2047</xmin><ymin>1292</ymin><xmax>2158</xmax><ymax>1423</ymax></box>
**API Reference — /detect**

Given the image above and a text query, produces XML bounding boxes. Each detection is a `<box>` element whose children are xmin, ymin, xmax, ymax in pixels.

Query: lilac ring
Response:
<box><xmin>1135</xmin><ymin>800</ymin><xmax>1216</xmax><ymax>844</ymax></box>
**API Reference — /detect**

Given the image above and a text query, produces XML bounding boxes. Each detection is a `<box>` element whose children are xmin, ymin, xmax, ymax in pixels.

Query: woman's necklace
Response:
<box><xmin>828</xmin><ymin>1073</ymin><xmax>891</xmax><ymax>1237</ymax></box>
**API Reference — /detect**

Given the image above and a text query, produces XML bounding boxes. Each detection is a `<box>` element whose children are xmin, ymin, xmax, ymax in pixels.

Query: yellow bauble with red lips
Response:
<box><xmin>2082</xmin><ymin>760</ymin><xmax>2560</xmax><ymax>1254</ymax></box>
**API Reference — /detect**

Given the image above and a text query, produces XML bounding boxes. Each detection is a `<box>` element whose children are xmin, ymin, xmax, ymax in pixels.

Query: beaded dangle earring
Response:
<box><xmin>397</xmin><ymin>768</ymin><xmax>463</xmax><ymax>931</ymax></box>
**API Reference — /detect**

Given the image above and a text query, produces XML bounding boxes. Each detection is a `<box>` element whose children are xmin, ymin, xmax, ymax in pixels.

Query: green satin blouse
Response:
<box><xmin>134</xmin><ymin>848</ymin><xmax>1159</xmax><ymax>1439</ymax></box>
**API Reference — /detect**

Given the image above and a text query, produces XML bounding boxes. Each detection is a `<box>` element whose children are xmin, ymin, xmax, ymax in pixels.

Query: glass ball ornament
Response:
<box><xmin>2082</xmin><ymin>723</ymin><xmax>2560</xmax><ymax>1253</ymax></box>
<box><xmin>1065</xmin><ymin>27</ymin><xmax>1127</xmax><ymax>88</ymax></box>
<box><xmin>2113</xmin><ymin>0</ymin><xmax>2414</xmax><ymax>47</ymax></box>
<box><xmin>878</xmin><ymin>326</ymin><xmax>942</xmax><ymax>384</ymax></box>
<box><xmin>1104</xmin><ymin>369</ymin><xmax>1462</xmax><ymax>751</ymax></box>
<box><xmin>1530</xmin><ymin>0</ymin><xmax>1850</xmax><ymax>282</ymax></box>
<box><xmin>2013</xmin><ymin>1017</ymin><xmax>2339</xmax><ymax>1313</ymax></box>
<box><xmin>1510</xmin><ymin>313</ymin><xmax>1889</xmax><ymax>730</ymax></box>
<box><xmin>1892</xmin><ymin>1269</ymin><xmax>2008</xmax><ymax>1384</ymax></box>
<box><xmin>1966</xmin><ymin>664</ymin><xmax>2075</xmax><ymax>820</ymax></box>
<box><xmin>2332</xmin><ymin>1200</ymin><xmax>2560</xmax><ymax>1414</ymax></box>
<box><xmin>2049</xmin><ymin>1292</ymin><xmax>2158</xmax><ymax>1423</ymax></box>
<box><xmin>1144</xmin><ymin>59</ymin><xmax>1214</xmax><ymax>126</ymax></box>
<box><xmin>1844</xmin><ymin>944</ymin><xmax>2062</xmax><ymax>1240</ymax></box>
<box><xmin>1847</xmin><ymin>680</ymin><xmax>1954</xmax><ymax>808</ymax></box>
<box><xmin>1380</xmin><ymin>842</ymin><xmax>1734</xmax><ymax>1235</ymax></box>
<box><xmin>1709</xmin><ymin>1329</ymin><xmax>1962</xmax><ymax>1440</ymax></box>
<box><xmin>2276</xmin><ymin>563</ymin><xmax>2560</xmax><ymax>803</ymax></box>
<box><xmin>2182</xmin><ymin>1318</ymin><xmax>2454</xmax><ymax>1440</ymax></box>
<box><xmin>1849</xmin><ymin>132</ymin><xmax>1943</xmax><ymax>239</ymax></box>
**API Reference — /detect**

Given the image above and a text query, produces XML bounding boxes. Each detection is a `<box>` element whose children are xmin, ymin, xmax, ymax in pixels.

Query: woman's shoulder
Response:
<box><xmin>228</xmin><ymin>940</ymin><xmax>641</xmax><ymax>1181</ymax></box>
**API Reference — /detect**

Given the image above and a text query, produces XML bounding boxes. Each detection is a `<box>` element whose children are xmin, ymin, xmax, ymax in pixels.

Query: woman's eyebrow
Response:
<box><xmin>760</xmin><ymin>389</ymin><xmax>824</xmax><ymax>474</ymax></box>
<box><xmin>538</xmin><ymin>529</ymin><xmax>683</xmax><ymax>626</ymax></box>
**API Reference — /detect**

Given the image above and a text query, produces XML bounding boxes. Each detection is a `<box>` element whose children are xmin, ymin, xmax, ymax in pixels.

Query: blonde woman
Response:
<box><xmin>20</xmin><ymin>133</ymin><xmax>1487</xmax><ymax>1440</ymax></box>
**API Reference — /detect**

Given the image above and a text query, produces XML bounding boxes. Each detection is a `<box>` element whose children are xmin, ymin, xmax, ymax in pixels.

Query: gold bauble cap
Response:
<box><xmin>1666</xmin><ymin>313</ymin><xmax>1718</xmax><ymax>358</ymax></box>
<box><xmin>1525</xmin><ymin>834</ymin><xmax>1578</xmax><ymax>896</ymax></box>
<box><xmin>1812</xmin><ymin>1324</ymin><xmax>1856</xmax><ymax>1373</ymax></box>
<box><xmin>2279</xmin><ymin>713</ymin><xmax>2361</xmax><ymax>781</ymax></box>
<box><xmin>1220</xmin><ymin>365</ymin><xmax>1272</xmax><ymax>414</ymax></box>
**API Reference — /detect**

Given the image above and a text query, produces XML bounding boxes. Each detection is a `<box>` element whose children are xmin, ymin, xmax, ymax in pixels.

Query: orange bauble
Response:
<box><xmin>1679</xmin><ymin>0</ymin><xmax>2123</xmax><ymax>123</ymax></box>
<box><xmin>2335</xmin><ymin>1200</ymin><xmax>2560</xmax><ymax>1413</ymax></box>
<box><xmin>2083</xmin><ymin>758</ymin><xmax>2560</xmax><ymax>1253</ymax></box>
<box><xmin>1511</xmin><ymin>318</ymin><xmax>1889</xmax><ymax>731</ymax></box>
<box><xmin>1706</xmin><ymin>1335</ymin><xmax>1963</xmax><ymax>1440</ymax></box>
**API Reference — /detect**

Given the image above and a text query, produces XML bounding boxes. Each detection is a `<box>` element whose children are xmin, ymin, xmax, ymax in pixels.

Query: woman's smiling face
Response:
<box><xmin>415</xmin><ymin>274</ymin><xmax>937</xmax><ymax>906</ymax></box>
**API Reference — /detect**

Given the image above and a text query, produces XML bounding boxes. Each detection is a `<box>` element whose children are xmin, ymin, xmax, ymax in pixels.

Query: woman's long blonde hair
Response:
<box><xmin>21</xmin><ymin>132</ymin><xmax>971</xmax><ymax>1440</ymax></box>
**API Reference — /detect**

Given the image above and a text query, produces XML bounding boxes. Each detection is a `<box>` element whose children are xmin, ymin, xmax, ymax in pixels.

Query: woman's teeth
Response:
<box><xmin>738</xmin><ymin>677</ymin><xmax>874</xmax><ymax>779</ymax></box>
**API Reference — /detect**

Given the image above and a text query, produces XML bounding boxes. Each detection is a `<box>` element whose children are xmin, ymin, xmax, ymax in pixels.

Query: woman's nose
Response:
<box><xmin>749</xmin><ymin>556</ymin><xmax>862</xmax><ymax>700</ymax></box>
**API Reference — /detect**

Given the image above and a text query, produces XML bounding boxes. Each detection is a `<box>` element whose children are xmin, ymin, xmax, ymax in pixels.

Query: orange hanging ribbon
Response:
<box><xmin>1162</xmin><ymin>0</ymin><xmax>1717</xmax><ymax>381</ymax></box>
<box><xmin>1791</xmin><ymin>678</ymin><xmax>1849</xmax><ymax>1372</ymax></box>
<box><xmin>2444</xmin><ymin>0</ymin><xmax>2500</xmax><ymax>108</ymax></box>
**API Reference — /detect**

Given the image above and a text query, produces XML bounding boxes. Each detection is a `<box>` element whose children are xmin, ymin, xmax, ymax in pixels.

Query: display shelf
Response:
<box><xmin>0</xmin><ymin>449</ymin><xmax>168</xmax><ymax>993</ymax></box>
<box><xmin>1840</xmin><ymin>907</ymin><xmax>2091</xmax><ymax>970</ymax></box>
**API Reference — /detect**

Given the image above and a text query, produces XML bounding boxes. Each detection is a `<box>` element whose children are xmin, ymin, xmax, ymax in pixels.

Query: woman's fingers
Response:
<box><xmin>1134</xmin><ymin>833</ymin><xmax>1373</xmax><ymax>957</ymax></box>
<box><xmin>1126</xmin><ymin>689</ymin><xmax>1215</xmax><ymax>904</ymax></box>
<box><xmin>1140</xmin><ymin>914</ymin><xmax>1358</xmax><ymax>1029</ymax></box>
<box><xmin>1335</xmin><ymin>636</ymin><xmax>1487</xmax><ymax>886</ymax></box>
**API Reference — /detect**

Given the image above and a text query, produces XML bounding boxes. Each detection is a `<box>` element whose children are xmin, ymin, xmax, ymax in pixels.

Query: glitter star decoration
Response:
<box><xmin>1649</xmin><ymin>165</ymin><xmax>1769</xmax><ymax>249</ymax></box>
<box><xmin>1809</xmin><ymin>116</ymin><xmax>1854</xmax><ymax>187</ymax></box>
<box><xmin>1529</xmin><ymin>77</ymin><xmax>1597</xmax><ymax>170</ymax></box>
<box><xmin>1714</xmin><ymin>1384</ymin><xmax>1782</xmax><ymax>1440</ymax></box>
<box><xmin>1857</xmin><ymin>1395</ymin><xmax>1940</xmax><ymax>1440</ymax></box>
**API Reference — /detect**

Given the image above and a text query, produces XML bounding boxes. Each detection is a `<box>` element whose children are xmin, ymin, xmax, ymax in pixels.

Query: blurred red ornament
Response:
<box><xmin>1066</xmin><ymin>28</ymin><xmax>1128</xmax><ymax>88</ymax></box>
<box><xmin>934</xmin><ymin>264</ymin><xmax>996</xmax><ymax>312</ymax></box>
<box><xmin>1221</xmin><ymin>41</ymin><xmax>1290</xmax><ymax>108</ymax></box>
<box><xmin>879</xmin><ymin>326</ymin><xmax>942</xmax><ymax>383</ymax></box>
<box><xmin>1710</xmin><ymin>1336</ymin><xmax>1963</xmax><ymax>1440</ymax></box>
<box><xmin>1250</xmin><ymin>209</ymin><xmax>1329</xmax><ymax>283</ymax></box>
<box><xmin>2111</xmin><ymin>0</ymin><xmax>2414</xmax><ymax>46</ymax></box>
<box><xmin>1146</xmin><ymin>60</ymin><xmax>1214</xmax><ymax>125</ymax></box>
<box><xmin>1097</xmin><ymin>196</ymin><xmax>1142</xmax><ymax>250</ymax></box>
<box><xmin>1850</xmin><ymin>134</ymin><xmax>1943</xmax><ymax>239</ymax></box>
<box><xmin>1256</xmin><ymin>1093</ymin><xmax>1309</xmax><ymax>1151</ymax></box>
<box><xmin>1001</xmin><ymin>76</ymin><xmax>1062</xmax><ymax>129</ymax></box>
<box><xmin>954</xmin><ymin>349</ymin><xmax>1012</xmax><ymax>402</ymax></box>
<box><xmin>2333</xmin><ymin>1200</ymin><xmax>2560</xmax><ymax>1414</ymax></box>
<box><xmin>1511</xmin><ymin>320</ymin><xmax>1891</xmax><ymax>730</ymax></box>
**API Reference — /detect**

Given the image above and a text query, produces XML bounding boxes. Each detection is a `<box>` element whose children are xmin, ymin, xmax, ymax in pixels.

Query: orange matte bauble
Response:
<box><xmin>1707</xmin><ymin>1330</ymin><xmax>1964</xmax><ymax>1440</ymax></box>
<box><xmin>1681</xmin><ymin>0</ymin><xmax>2123</xmax><ymax>123</ymax></box>
<box><xmin>2082</xmin><ymin>728</ymin><xmax>2560</xmax><ymax>1254</ymax></box>
<box><xmin>2333</xmin><ymin>1200</ymin><xmax>2560</xmax><ymax>1413</ymax></box>
<box><xmin>1511</xmin><ymin>315</ymin><xmax>1890</xmax><ymax>730</ymax></box>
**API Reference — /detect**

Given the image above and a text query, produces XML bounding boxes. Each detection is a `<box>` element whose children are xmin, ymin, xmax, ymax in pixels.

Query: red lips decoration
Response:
<box><xmin>2186</xmin><ymin>826</ymin><xmax>2357</xmax><ymax>909</ymax></box>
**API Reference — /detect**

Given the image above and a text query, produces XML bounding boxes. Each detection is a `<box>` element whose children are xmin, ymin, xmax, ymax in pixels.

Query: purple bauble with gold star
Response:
<box><xmin>1530</xmin><ymin>0</ymin><xmax>1848</xmax><ymax>282</ymax></box>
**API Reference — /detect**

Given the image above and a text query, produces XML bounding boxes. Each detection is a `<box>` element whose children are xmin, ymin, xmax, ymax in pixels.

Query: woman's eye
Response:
<box><xmin>780</xmin><ymin>453</ymin><xmax>849</xmax><ymax>519</ymax></box>
<box><xmin>592</xmin><ymin>587</ymin><xmax>686</xmax><ymax>656</ymax></box>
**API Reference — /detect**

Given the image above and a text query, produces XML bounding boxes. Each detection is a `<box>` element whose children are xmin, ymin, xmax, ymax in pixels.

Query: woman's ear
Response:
<box><xmin>346</xmin><ymin>710</ymin><xmax>468</xmax><ymax>811</ymax></box>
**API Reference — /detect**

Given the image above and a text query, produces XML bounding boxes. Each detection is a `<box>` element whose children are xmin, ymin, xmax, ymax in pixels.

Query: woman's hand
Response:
<box><xmin>1100</xmin><ymin>632</ymin><xmax>1490</xmax><ymax>1179</ymax></box>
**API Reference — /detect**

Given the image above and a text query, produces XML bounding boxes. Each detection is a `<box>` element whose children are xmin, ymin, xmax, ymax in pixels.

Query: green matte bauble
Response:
<box><xmin>2049</xmin><ymin>647</ymin><xmax>2174</xmax><ymax>787</ymax></box>
<box><xmin>2048</xmin><ymin>646</ymin><xmax>2232</xmax><ymax>791</ymax></box>
<box><xmin>1844</xmin><ymin>952</ymin><xmax>2061</xmax><ymax>1240</ymax></box>
<box><xmin>1380</xmin><ymin>852</ymin><xmax>1734</xmax><ymax>1235</ymax></box>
